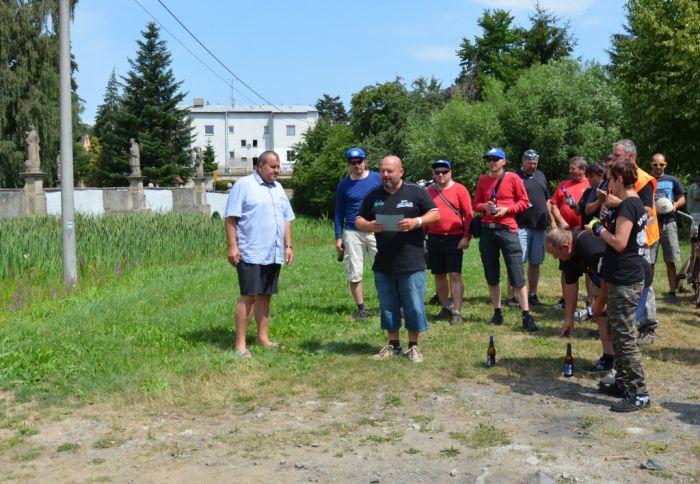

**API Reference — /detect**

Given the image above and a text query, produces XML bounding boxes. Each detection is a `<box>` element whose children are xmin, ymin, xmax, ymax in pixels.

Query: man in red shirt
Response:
<box><xmin>426</xmin><ymin>159</ymin><xmax>473</xmax><ymax>325</ymax></box>
<box><xmin>550</xmin><ymin>157</ymin><xmax>590</xmax><ymax>230</ymax></box>
<box><xmin>474</xmin><ymin>148</ymin><xmax>537</xmax><ymax>332</ymax></box>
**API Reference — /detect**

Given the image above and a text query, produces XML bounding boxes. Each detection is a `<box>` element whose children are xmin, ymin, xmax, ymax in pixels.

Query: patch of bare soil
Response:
<box><xmin>2</xmin><ymin>369</ymin><xmax>699</xmax><ymax>484</ymax></box>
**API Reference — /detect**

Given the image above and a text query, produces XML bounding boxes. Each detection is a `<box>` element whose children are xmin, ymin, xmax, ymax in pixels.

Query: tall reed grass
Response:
<box><xmin>0</xmin><ymin>213</ymin><xmax>226</xmax><ymax>281</ymax></box>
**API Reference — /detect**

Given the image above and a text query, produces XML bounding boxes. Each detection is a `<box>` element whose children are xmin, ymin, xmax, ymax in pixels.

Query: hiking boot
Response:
<box><xmin>636</xmin><ymin>331</ymin><xmax>656</xmax><ymax>346</ymax></box>
<box><xmin>404</xmin><ymin>345</ymin><xmax>424</xmax><ymax>363</ymax></box>
<box><xmin>427</xmin><ymin>293</ymin><xmax>441</xmax><ymax>306</ymax></box>
<box><xmin>436</xmin><ymin>307</ymin><xmax>453</xmax><ymax>320</ymax></box>
<box><xmin>610</xmin><ymin>393</ymin><xmax>650</xmax><ymax>412</ymax></box>
<box><xmin>449</xmin><ymin>313</ymin><xmax>463</xmax><ymax>325</ymax></box>
<box><xmin>598</xmin><ymin>381</ymin><xmax>627</xmax><ymax>398</ymax></box>
<box><xmin>505</xmin><ymin>296</ymin><xmax>520</xmax><ymax>308</ymax></box>
<box><xmin>601</xmin><ymin>367</ymin><xmax>618</xmax><ymax>385</ymax></box>
<box><xmin>490</xmin><ymin>311</ymin><xmax>504</xmax><ymax>325</ymax></box>
<box><xmin>373</xmin><ymin>344</ymin><xmax>401</xmax><ymax>360</ymax></box>
<box><xmin>552</xmin><ymin>298</ymin><xmax>566</xmax><ymax>310</ymax></box>
<box><xmin>528</xmin><ymin>293</ymin><xmax>542</xmax><ymax>306</ymax></box>
<box><xmin>666</xmin><ymin>292</ymin><xmax>678</xmax><ymax>304</ymax></box>
<box><xmin>354</xmin><ymin>309</ymin><xmax>369</xmax><ymax>321</ymax></box>
<box><xmin>522</xmin><ymin>314</ymin><xmax>538</xmax><ymax>332</ymax></box>
<box><xmin>588</xmin><ymin>355</ymin><xmax>614</xmax><ymax>373</ymax></box>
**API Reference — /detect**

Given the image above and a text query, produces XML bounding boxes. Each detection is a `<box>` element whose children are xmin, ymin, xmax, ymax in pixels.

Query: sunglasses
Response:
<box><xmin>651</xmin><ymin>163</ymin><xmax>666</xmax><ymax>168</ymax></box>
<box><xmin>486</xmin><ymin>157</ymin><xmax>501</xmax><ymax>162</ymax></box>
<box><xmin>348</xmin><ymin>159</ymin><xmax>364</xmax><ymax>165</ymax></box>
<box><xmin>433</xmin><ymin>170</ymin><xmax>450</xmax><ymax>175</ymax></box>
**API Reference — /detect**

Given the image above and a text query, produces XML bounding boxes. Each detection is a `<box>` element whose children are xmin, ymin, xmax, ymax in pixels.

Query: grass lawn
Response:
<box><xmin>0</xmin><ymin>216</ymin><xmax>698</xmax><ymax>413</ymax></box>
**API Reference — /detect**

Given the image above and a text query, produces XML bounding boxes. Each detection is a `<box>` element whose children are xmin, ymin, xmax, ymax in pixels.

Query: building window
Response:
<box><xmin>228</xmin><ymin>126</ymin><xmax>234</xmax><ymax>134</ymax></box>
<box><xmin>204</xmin><ymin>125</ymin><xmax>214</xmax><ymax>135</ymax></box>
<box><xmin>252</xmin><ymin>139</ymin><xmax>258</xmax><ymax>147</ymax></box>
<box><xmin>286</xmin><ymin>125</ymin><xmax>296</xmax><ymax>136</ymax></box>
<box><xmin>264</xmin><ymin>125</ymin><xmax>269</xmax><ymax>135</ymax></box>
<box><xmin>228</xmin><ymin>151</ymin><xmax>235</xmax><ymax>159</ymax></box>
<box><xmin>241</xmin><ymin>156</ymin><xmax>247</xmax><ymax>162</ymax></box>
<box><xmin>241</xmin><ymin>139</ymin><xmax>246</xmax><ymax>147</ymax></box>
<box><xmin>253</xmin><ymin>157</ymin><xmax>259</xmax><ymax>166</ymax></box>
<box><xmin>287</xmin><ymin>150</ymin><xmax>295</xmax><ymax>162</ymax></box>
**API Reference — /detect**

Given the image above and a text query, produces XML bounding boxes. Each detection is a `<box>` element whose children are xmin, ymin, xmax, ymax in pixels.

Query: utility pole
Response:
<box><xmin>59</xmin><ymin>0</ymin><xmax>77</xmax><ymax>285</ymax></box>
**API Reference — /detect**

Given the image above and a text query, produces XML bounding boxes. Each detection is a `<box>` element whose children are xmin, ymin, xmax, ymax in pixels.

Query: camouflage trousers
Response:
<box><xmin>608</xmin><ymin>281</ymin><xmax>647</xmax><ymax>395</ymax></box>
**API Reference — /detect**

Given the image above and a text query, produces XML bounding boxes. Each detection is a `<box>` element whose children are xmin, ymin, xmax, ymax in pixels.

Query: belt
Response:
<box><xmin>482</xmin><ymin>222</ymin><xmax>509</xmax><ymax>229</ymax></box>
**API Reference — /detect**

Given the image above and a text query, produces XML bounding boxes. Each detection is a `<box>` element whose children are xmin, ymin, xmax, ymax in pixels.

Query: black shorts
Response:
<box><xmin>427</xmin><ymin>234</ymin><xmax>464</xmax><ymax>274</ymax></box>
<box><xmin>236</xmin><ymin>261</ymin><xmax>281</xmax><ymax>296</ymax></box>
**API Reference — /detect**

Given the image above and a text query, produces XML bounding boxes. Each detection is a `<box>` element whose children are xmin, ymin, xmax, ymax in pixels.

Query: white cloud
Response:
<box><xmin>468</xmin><ymin>0</ymin><xmax>597</xmax><ymax>17</ymax></box>
<box><xmin>413</xmin><ymin>46</ymin><xmax>457</xmax><ymax>62</ymax></box>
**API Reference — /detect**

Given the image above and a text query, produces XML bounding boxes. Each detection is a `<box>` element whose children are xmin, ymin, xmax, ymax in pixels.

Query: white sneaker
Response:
<box><xmin>373</xmin><ymin>344</ymin><xmax>401</xmax><ymax>360</ymax></box>
<box><xmin>601</xmin><ymin>368</ymin><xmax>617</xmax><ymax>385</ymax></box>
<box><xmin>404</xmin><ymin>345</ymin><xmax>423</xmax><ymax>363</ymax></box>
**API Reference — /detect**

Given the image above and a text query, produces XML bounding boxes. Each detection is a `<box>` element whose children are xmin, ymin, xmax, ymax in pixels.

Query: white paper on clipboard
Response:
<box><xmin>376</xmin><ymin>214</ymin><xmax>404</xmax><ymax>231</ymax></box>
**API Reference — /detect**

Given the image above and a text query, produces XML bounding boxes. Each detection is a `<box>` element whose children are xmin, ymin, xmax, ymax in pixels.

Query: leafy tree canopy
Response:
<box><xmin>315</xmin><ymin>94</ymin><xmax>349</xmax><ymax>125</ymax></box>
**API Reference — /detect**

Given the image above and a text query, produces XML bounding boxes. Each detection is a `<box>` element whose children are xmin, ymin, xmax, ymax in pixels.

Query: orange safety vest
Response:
<box><xmin>635</xmin><ymin>167</ymin><xmax>659</xmax><ymax>247</ymax></box>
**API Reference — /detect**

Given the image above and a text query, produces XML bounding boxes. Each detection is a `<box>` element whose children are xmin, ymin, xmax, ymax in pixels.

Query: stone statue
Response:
<box><xmin>25</xmin><ymin>126</ymin><xmax>41</xmax><ymax>172</ymax></box>
<box><xmin>194</xmin><ymin>147</ymin><xmax>204</xmax><ymax>177</ymax></box>
<box><xmin>129</xmin><ymin>138</ymin><xmax>141</xmax><ymax>177</ymax></box>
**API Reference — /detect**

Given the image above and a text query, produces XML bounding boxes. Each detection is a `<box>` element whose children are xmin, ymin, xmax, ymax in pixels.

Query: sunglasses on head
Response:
<box><xmin>348</xmin><ymin>159</ymin><xmax>364</xmax><ymax>165</ymax></box>
<box><xmin>433</xmin><ymin>169</ymin><xmax>450</xmax><ymax>175</ymax></box>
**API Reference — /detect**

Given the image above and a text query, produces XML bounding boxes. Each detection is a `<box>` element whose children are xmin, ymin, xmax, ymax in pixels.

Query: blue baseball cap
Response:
<box><xmin>432</xmin><ymin>159</ymin><xmax>452</xmax><ymax>170</ymax></box>
<box><xmin>346</xmin><ymin>147</ymin><xmax>366</xmax><ymax>159</ymax></box>
<box><xmin>483</xmin><ymin>148</ymin><xmax>506</xmax><ymax>160</ymax></box>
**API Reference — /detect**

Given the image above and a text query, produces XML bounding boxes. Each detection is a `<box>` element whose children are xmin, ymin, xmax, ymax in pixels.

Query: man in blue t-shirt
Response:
<box><xmin>650</xmin><ymin>153</ymin><xmax>686</xmax><ymax>303</ymax></box>
<box><xmin>334</xmin><ymin>147</ymin><xmax>382</xmax><ymax>320</ymax></box>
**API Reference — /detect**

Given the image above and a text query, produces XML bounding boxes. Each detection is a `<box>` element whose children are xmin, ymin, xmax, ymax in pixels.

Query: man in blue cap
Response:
<box><xmin>334</xmin><ymin>147</ymin><xmax>382</xmax><ymax>320</ymax></box>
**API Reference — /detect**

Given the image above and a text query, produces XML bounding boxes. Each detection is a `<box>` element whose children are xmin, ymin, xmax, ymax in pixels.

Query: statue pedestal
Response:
<box><xmin>193</xmin><ymin>176</ymin><xmax>210</xmax><ymax>215</ymax></box>
<box><xmin>127</xmin><ymin>176</ymin><xmax>148</xmax><ymax>212</ymax></box>
<box><xmin>22</xmin><ymin>171</ymin><xmax>47</xmax><ymax>216</ymax></box>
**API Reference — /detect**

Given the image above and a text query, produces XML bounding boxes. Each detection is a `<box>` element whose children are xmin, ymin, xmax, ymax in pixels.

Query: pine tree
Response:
<box><xmin>93</xmin><ymin>70</ymin><xmax>128</xmax><ymax>186</ymax></box>
<box><xmin>202</xmin><ymin>141</ymin><xmax>217</xmax><ymax>174</ymax></box>
<box><xmin>119</xmin><ymin>22</ymin><xmax>193</xmax><ymax>186</ymax></box>
<box><xmin>0</xmin><ymin>1</ymin><xmax>80</xmax><ymax>188</ymax></box>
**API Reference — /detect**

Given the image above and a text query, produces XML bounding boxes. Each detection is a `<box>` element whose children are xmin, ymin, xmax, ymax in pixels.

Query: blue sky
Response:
<box><xmin>72</xmin><ymin>0</ymin><xmax>626</xmax><ymax>124</ymax></box>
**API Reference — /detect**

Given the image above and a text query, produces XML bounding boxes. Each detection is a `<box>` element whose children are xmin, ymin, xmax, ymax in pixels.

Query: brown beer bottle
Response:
<box><xmin>486</xmin><ymin>336</ymin><xmax>496</xmax><ymax>367</ymax></box>
<box><xmin>563</xmin><ymin>343</ymin><xmax>574</xmax><ymax>377</ymax></box>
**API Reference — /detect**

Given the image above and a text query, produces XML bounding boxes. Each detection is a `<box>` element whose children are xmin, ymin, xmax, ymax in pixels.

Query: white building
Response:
<box><xmin>188</xmin><ymin>100</ymin><xmax>318</xmax><ymax>174</ymax></box>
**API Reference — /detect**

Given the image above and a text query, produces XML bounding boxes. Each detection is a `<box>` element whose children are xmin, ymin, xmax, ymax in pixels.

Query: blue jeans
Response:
<box><xmin>374</xmin><ymin>271</ymin><xmax>428</xmax><ymax>333</ymax></box>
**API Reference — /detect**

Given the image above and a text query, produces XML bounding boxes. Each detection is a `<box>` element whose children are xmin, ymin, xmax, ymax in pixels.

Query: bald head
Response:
<box><xmin>379</xmin><ymin>156</ymin><xmax>404</xmax><ymax>192</ymax></box>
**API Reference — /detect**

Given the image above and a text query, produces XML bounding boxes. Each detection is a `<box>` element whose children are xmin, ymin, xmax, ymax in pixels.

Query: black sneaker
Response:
<box><xmin>587</xmin><ymin>355</ymin><xmax>614</xmax><ymax>373</ymax></box>
<box><xmin>354</xmin><ymin>309</ymin><xmax>369</xmax><ymax>321</ymax></box>
<box><xmin>552</xmin><ymin>298</ymin><xmax>566</xmax><ymax>310</ymax></box>
<box><xmin>522</xmin><ymin>314</ymin><xmax>538</xmax><ymax>332</ymax></box>
<box><xmin>436</xmin><ymin>307</ymin><xmax>452</xmax><ymax>320</ymax></box>
<box><xmin>528</xmin><ymin>294</ymin><xmax>542</xmax><ymax>306</ymax></box>
<box><xmin>610</xmin><ymin>393</ymin><xmax>650</xmax><ymax>412</ymax></box>
<box><xmin>490</xmin><ymin>311</ymin><xmax>504</xmax><ymax>325</ymax></box>
<box><xmin>505</xmin><ymin>296</ymin><xmax>520</xmax><ymax>308</ymax></box>
<box><xmin>427</xmin><ymin>293</ymin><xmax>441</xmax><ymax>306</ymax></box>
<box><xmin>598</xmin><ymin>381</ymin><xmax>626</xmax><ymax>397</ymax></box>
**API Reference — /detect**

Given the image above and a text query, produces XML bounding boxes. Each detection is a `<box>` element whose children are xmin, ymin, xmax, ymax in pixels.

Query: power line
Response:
<box><xmin>131</xmin><ymin>0</ymin><xmax>258</xmax><ymax>105</ymax></box>
<box><xmin>155</xmin><ymin>0</ymin><xmax>315</xmax><ymax>124</ymax></box>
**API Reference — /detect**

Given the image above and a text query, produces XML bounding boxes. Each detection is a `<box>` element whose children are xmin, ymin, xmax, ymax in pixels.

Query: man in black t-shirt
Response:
<box><xmin>506</xmin><ymin>149</ymin><xmax>550</xmax><ymax>308</ymax></box>
<box><xmin>357</xmin><ymin>156</ymin><xmax>439</xmax><ymax>363</ymax></box>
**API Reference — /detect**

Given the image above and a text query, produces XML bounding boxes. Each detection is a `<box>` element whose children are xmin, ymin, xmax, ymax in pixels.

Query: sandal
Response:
<box><xmin>235</xmin><ymin>349</ymin><xmax>253</xmax><ymax>359</ymax></box>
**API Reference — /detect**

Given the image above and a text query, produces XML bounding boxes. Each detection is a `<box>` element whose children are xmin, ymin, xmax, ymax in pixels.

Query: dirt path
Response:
<box><xmin>2</xmin><ymin>371</ymin><xmax>699</xmax><ymax>483</ymax></box>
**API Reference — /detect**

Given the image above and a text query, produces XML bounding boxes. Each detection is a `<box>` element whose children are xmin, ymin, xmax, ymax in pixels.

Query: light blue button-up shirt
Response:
<box><xmin>224</xmin><ymin>172</ymin><xmax>295</xmax><ymax>265</ymax></box>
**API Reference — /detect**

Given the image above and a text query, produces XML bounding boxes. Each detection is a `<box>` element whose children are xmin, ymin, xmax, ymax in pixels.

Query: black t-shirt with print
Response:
<box><xmin>358</xmin><ymin>182</ymin><xmax>437</xmax><ymax>273</ymax></box>
<box><xmin>601</xmin><ymin>197</ymin><xmax>647</xmax><ymax>285</ymax></box>
<box><xmin>560</xmin><ymin>229</ymin><xmax>606</xmax><ymax>284</ymax></box>
<box><xmin>514</xmin><ymin>169</ymin><xmax>550</xmax><ymax>230</ymax></box>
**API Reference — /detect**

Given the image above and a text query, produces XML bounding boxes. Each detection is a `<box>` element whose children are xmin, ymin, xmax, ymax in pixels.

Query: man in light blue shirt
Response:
<box><xmin>224</xmin><ymin>151</ymin><xmax>295</xmax><ymax>358</ymax></box>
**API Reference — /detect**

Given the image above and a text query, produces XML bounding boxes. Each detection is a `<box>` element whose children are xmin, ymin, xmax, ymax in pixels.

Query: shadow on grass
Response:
<box><xmin>181</xmin><ymin>326</ymin><xmax>234</xmax><ymax>350</ymax></box>
<box><xmin>485</xmin><ymin>355</ymin><xmax>616</xmax><ymax>409</ymax></box>
<box><xmin>298</xmin><ymin>338</ymin><xmax>377</xmax><ymax>356</ymax></box>
<box><xmin>643</xmin><ymin>347</ymin><xmax>700</xmax><ymax>365</ymax></box>
<box><xmin>661</xmin><ymin>401</ymin><xmax>700</xmax><ymax>426</ymax></box>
